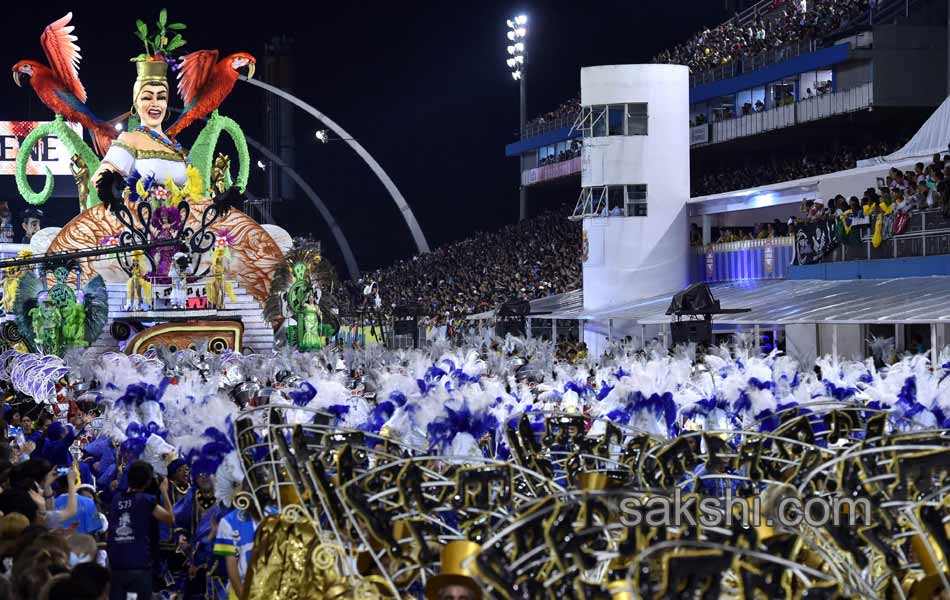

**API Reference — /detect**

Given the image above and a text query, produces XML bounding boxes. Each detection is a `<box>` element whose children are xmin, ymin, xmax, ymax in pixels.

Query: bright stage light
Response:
<box><xmin>315</xmin><ymin>130</ymin><xmax>329</xmax><ymax>143</ymax></box>
<box><xmin>507</xmin><ymin>31</ymin><xmax>515</xmax><ymax>41</ymax></box>
<box><xmin>507</xmin><ymin>45</ymin><xmax>515</xmax><ymax>55</ymax></box>
<box><xmin>506</xmin><ymin>19</ymin><xmax>514</xmax><ymax>28</ymax></box>
<box><xmin>115</xmin><ymin>122</ymin><xmax>123</xmax><ymax>131</ymax></box>
<box><xmin>514</xmin><ymin>42</ymin><xmax>524</xmax><ymax>52</ymax></box>
<box><xmin>256</xmin><ymin>160</ymin><xmax>265</xmax><ymax>170</ymax></box>
<box><xmin>512</xmin><ymin>71</ymin><xmax>521</xmax><ymax>80</ymax></box>
<box><xmin>515</xmin><ymin>15</ymin><xmax>527</xmax><ymax>25</ymax></box>
<box><xmin>515</xmin><ymin>55</ymin><xmax>524</xmax><ymax>64</ymax></box>
<box><xmin>516</xmin><ymin>27</ymin><xmax>526</xmax><ymax>37</ymax></box>
<box><xmin>506</xmin><ymin>58</ymin><xmax>516</xmax><ymax>68</ymax></box>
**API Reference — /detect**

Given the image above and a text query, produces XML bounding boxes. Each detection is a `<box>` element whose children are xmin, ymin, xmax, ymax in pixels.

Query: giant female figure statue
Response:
<box><xmin>94</xmin><ymin>59</ymin><xmax>188</xmax><ymax>193</ymax></box>
<box><xmin>18</xmin><ymin>12</ymin><xmax>283</xmax><ymax>308</ymax></box>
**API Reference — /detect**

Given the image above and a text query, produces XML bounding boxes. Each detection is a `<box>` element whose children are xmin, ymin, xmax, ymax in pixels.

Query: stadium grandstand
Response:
<box><xmin>355</xmin><ymin>0</ymin><xmax>950</xmax><ymax>361</ymax></box>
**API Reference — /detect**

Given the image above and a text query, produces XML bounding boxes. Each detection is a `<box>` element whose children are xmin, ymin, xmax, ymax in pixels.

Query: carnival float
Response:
<box><xmin>6</xmin><ymin>10</ymin><xmax>335</xmax><ymax>358</ymax></box>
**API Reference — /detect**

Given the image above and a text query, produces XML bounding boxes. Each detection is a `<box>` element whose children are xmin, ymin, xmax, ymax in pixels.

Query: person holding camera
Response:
<box><xmin>106</xmin><ymin>460</ymin><xmax>175</xmax><ymax>600</ymax></box>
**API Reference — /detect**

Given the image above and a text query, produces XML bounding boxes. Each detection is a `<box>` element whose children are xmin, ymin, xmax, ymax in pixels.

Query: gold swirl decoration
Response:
<box><xmin>232</xmin><ymin>491</ymin><xmax>255</xmax><ymax>512</ymax></box>
<box><xmin>280</xmin><ymin>503</ymin><xmax>312</xmax><ymax>525</ymax></box>
<box><xmin>47</xmin><ymin>198</ymin><xmax>282</xmax><ymax>304</ymax></box>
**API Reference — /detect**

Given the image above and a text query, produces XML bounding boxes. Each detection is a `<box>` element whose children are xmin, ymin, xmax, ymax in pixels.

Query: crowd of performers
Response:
<box><xmin>1</xmin><ymin>335</ymin><xmax>950</xmax><ymax>598</ymax></box>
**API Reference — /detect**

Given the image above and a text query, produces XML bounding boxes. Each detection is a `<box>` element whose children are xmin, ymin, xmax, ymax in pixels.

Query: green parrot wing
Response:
<box><xmin>82</xmin><ymin>275</ymin><xmax>109</xmax><ymax>345</ymax></box>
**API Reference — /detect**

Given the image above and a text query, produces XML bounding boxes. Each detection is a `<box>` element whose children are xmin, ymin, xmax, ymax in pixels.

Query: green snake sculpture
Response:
<box><xmin>14</xmin><ymin>111</ymin><xmax>249</xmax><ymax>210</ymax></box>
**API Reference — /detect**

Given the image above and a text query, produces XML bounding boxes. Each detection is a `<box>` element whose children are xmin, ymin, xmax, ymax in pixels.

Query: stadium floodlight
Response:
<box><xmin>256</xmin><ymin>160</ymin><xmax>266</xmax><ymax>170</ymax></box>
<box><xmin>315</xmin><ymin>129</ymin><xmax>329</xmax><ymax>143</ymax></box>
<box><xmin>504</xmin><ymin>13</ymin><xmax>529</xmax><ymax>221</ymax></box>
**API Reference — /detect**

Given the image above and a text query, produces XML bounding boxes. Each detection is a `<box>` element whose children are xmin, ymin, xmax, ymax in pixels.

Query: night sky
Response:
<box><xmin>0</xmin><ymin>1</ymin><xmax>727</xmax><ymax>274</ymax></box>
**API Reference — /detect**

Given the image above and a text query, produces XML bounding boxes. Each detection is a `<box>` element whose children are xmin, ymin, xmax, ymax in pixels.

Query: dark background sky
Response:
<box><xmin>1</xmin><ymin>1</ymin><xmax>729</xmax><ymax>274</ymax></box>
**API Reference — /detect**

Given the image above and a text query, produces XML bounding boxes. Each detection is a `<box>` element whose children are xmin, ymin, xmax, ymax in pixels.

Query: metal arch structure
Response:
<box><xmin>238</xmin><ymin>76</ymin><xmax>432</xmax><ymax>254</ymax></box>
<box><xmin>243</xmin><ymin>136</ymin><xmax>361</xmax><ymax>280</ymax></box>
<box><xmin>171</xmin><ymin>106</ymin><xmax>362</xmax><ymax>281</ymax></box>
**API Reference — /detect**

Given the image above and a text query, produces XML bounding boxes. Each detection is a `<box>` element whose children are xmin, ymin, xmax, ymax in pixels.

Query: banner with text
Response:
<box><xmin>0</xmin><ymin>121</ymin><xmax>84</xmax><ymax>176</ymax></box>
<box><xmin>793</xmin><ymin>220</ymin><xmax>838</xmax><ymax>265</ymax></box>
<box><xmin>523</xmin><ymin>156</ymin><xmax>582</xmax><ymax>186</ymax></box>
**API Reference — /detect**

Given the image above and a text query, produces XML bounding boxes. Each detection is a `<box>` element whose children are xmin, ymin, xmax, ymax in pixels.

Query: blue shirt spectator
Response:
<box><xmin>55</xmin><ymin>491</ymin><xmax>102</xmax><ymax>535</ymax></box>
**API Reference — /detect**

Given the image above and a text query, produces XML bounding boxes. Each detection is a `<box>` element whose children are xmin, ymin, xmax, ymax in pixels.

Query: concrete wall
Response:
<box><xmin>872</xmin><ymin>24</ymin><xmax>948</xmax><ymax>108</ymax></box>
<box><xmin>835</xmin><ymin>58</ymin><xmax>872</xmax><ymax>91</ymax></box>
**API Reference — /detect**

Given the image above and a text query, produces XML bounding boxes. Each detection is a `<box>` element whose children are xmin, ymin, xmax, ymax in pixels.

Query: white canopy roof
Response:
<box><xmin>545</xmin><ymin>277</ymin><xmax>950</xmax><ymax>325</ymax></box>
<box><xmin>858</xmin><ymin>94</ymin><xmax>950</xmax><ymax>167</ymax></box>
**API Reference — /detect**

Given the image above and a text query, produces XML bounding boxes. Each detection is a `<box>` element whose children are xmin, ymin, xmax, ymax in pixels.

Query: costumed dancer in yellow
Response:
<box><xmin>207</xmin><ymin>247</ymin><xmax>235</xmax><ymax>309</ymax></box>
<box><xmin>125</xmin><ymin>250</ymin><xmax>152</xmax><ymax>311</ymax></box>
<box><xmin>1</xmin><ymin>250</ymin><xmax>32</xmax><ymax>314</ymax></box>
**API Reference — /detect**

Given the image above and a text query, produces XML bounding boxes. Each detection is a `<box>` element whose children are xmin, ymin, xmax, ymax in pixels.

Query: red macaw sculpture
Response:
<box><xmin>12</xmin><ymin>13</ymin><xmax>118</xmax><ymax>156</ymax></box>
<box><xmin>166</xmin><ymin>50</ymin><xmax>256</xmax><ymax>138</ymax></box>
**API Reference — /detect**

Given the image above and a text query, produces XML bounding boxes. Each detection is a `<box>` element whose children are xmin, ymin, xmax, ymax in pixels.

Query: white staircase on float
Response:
<box><xmin>88</xmin><ymin>281</ymin><xmax>274</xmax><ymax>356</ymax></box>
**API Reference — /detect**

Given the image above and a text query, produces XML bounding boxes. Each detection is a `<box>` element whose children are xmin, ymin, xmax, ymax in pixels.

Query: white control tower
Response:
<box><xmin>575</xmin><ymin>64</ymin><xmax>690</xmax><ymax>350</ymax></box>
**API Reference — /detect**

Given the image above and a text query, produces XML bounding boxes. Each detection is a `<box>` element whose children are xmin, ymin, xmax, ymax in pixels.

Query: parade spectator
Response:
<box><xmin>213</xmin><ymin>495</ymin><xmax>261</xmax><ymax>600</ymax></box>
<box><xmin>52</xmin><ymin>475</ymin><xmax>101</xmax><ymax>535</ymax></box>
<box><xmin>106</xmin><ymin>460</ymin><xmax>174</xmax><ymax>600</ymax></box>
<box><xmin>19</xmin><ymin>208</ymin><xmax>42</xmax><ymax>245</ymax></box>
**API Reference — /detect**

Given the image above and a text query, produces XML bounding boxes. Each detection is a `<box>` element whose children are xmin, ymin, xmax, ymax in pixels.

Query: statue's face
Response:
<box><xmin>136</xmin><ymin>83</ymin><xmax>168</xmax><ymax>130</ymax></box>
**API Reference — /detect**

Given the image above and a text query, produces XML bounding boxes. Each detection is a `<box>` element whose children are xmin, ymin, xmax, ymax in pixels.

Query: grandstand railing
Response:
<box><xmin>824</xmin><ymin>209</ymin><xmax>950</xmax><ymax>263</ymax></box>
<box><xmin>689</xmin><ymin>38</ymin><xmax>826</xmax><ymax>88</ymax></box>
<box><xmin>693</xmin><ymin>237</ymin><xmax>794</xmax><ymax>254</ymax></box>
<box><xmin>705</xmin><ymin>82</ymin><xmax>872</xmax><ymax>144</ymax></box>
<box><xmin>522</xmin><ymin>113</ymin><xmax>578</xmax><ymax>140</ymax></box>
<box><xmin>686</xmin><ymin>0</ymin><xmax>891</xmax><ymax>89</ymax></box>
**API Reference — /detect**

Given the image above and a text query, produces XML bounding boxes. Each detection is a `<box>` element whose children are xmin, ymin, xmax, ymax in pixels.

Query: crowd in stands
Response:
<box><xmin>653</xmin><ymin>0</ymin><xmax>869</xmax><ymax>75</ymax></box>
<box><xmin>696</xmin><ymin>83</ymin><xmax>831</xmax><ymax>125</ymax></box>
<box><xmin>794</xmin><ymin>153</ymin><xmax>950</xmax><ymax>225</ymax></box>
<box><xmin>0</xmin><ymin>401</ymin><xmax>259</xmax><ymax>600</ymax></box>
<box><xmin>525</xmin><ymin>97</ymin><xmax>581</xmax><ymax>133</ymax></box>
<box><xmin>696</xmin><ymin>151</ymin><xmax>950</xmax><ymax>247</ymax></box>
<box><xmin>524</xmin><ymin>0</ymin><xmax>870</xmax><ymax>138</ymax></box>
<box><xmin>343</xmin><ymin>205</ymin><xmax>581</xmax><ymax>321</ymax></box>
<box><xmin>692</xmin><ymin>138</ymin><xmax>905</xmax><ymax>196</ymax></box>
<box><xmin>539</xmin><ymin>139</ymin><xmax>582</xmax><ymax>167</ymax></box>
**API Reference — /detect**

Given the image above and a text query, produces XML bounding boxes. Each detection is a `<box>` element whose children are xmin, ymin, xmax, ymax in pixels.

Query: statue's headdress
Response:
<box><xmin>129</xmin><ymin>11</ymin><xmax>188</xmax><ymax>113</ymax></box>
<box><xmin>132</xmin><ymin>59</ymin><xmax>169</xmax><ymax>102</ymax></box>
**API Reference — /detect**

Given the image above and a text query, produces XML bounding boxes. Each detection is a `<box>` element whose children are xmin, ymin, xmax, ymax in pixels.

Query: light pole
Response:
<box><xmin>506</xmin><ymin>14</ymin><xmax>528</xmax><ymax>221</ymax></box>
